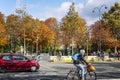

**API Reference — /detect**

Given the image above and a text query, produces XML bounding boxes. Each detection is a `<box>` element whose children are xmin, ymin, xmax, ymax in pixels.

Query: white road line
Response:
<box><xmin>39</xmin><ymin>61</ymin><xmax>58</xmax><ymax>71</ymax></box>
<box><xmin>14</xmin><ymin>74</ymin><xmax>29</xmax><ymax>77</ymax></box>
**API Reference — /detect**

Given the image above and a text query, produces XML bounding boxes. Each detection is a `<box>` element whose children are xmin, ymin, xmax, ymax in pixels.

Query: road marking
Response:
<box><xmin>39</xmin><ymin>61</ymin><xmax>58</xmax><ymax>72</ymax></box>
<box><xmin>14</xmin><ymin>74</ymin><xmax>29</xmax><ymax>77</ymax></box>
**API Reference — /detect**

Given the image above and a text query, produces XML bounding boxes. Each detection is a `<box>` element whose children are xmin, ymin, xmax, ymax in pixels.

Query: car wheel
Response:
<box><xmin>0</xmin><ymin>66</ymin><xmax>6</xmax><ymax>73</ymax></box>
<box><xmin>30</xmin><ymin>66</ymin><xmax>37</xmax><ymax>72</ymax></box>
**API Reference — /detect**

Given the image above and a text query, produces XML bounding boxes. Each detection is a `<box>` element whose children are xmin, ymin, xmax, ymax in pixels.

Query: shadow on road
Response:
<box><xmin>0</xmin><ymin>75</ymin><xmax>66</xmax><ymax>80</ymax></box>
<box><xmin>97</xmin><ymin>72</ymin><xmax>120</xmax><ymax>79</ymax></box>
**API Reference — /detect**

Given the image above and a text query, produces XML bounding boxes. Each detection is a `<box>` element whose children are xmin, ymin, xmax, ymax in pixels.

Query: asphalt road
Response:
<box><xmin>0</xmin><ymin>61</ymin><xmax>120</xmax><ymax>80</ymax></box>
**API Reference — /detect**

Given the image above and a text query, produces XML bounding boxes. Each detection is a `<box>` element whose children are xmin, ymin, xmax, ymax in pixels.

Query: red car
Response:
<box><xmin>0</xmin><ymin>53</ymin><xmax>40</xmax><ymax>72</ymax></box>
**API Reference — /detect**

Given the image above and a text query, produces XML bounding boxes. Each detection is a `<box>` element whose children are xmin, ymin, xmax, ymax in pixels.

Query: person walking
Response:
<box><xmin>117</xmin><ymin>51</ymin><xmax>120</xmax><ymax>61</ymax></box>
<box><xmin>97</xmin><ymin>51</ymin><xmax>101</xmax><ymax>61</ymax></box>
<box><xmin>101</xmin><ymin>51</ymin><xmax>104</xmax><ymax>61</ymax></box>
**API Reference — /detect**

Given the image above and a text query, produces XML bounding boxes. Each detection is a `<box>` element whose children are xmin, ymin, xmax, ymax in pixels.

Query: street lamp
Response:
<box><xmin>113</xmin><ymin>14</ymin><xmax>119</xmax><ymax>54</ymax></box>
<box><xmin>92</xmin><ymin>5</ymin><xmax>107</xmax><ymax>53</ymax></box>
<box><xmin>114</xmin><ymin>35</ymin><xmax>117</xmax><ymax>54</ymax></box>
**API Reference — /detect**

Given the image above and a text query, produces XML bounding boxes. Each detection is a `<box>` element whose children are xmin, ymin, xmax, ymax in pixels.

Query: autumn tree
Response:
<box><xmin>0</xmin><ymin>12</ymin><xmax>8</xmax><ymax>52</ymax></box>
<box><xmin>16</xmin><ymin>14</ymin><xmax>55</xmax><ymax>54</ymax></box>
<box><xmin>5</xmin><ymin>14</ymin><xmax>21</xmax><ymax>52</ymax></box>
<box><xmin>17</xmin><ymin>15</ymin><xmax>35</xmax><ymax>53</ymax></box>
<box><xmin>61</xmin><ymin>2</ymin><xmax>87</xmax><ymax>55</ymax></box>
<box><xmin>32</xmin><ymin>19</ymin><xmax>55</xmax><ymax>53</ymax></box>
<box><xmin>0</xmin><ymin>24</ymin><xmax>8</xmax><ymax>53</ymax></box>
<box><xmin>102</xmin><ymin>2</ymin><xmax>120</xmax><ymax>52</ymax></box>
<box><xmin>45</xmin><ymin>17</ymin><xmax>60</xmax><ymax>55</ymax></box>
<box><xmin>15</xmin><ymin>8</ymin><xmax>55</xmax><ymax>54</ymax></box>
<box><xmin>90</xmin><ymin>21</ymin><xmax>115</xmax><ymax>52</ymax></box>
<box><xmin>0</xmin><ymin>12</ymin><xmax>5</xmax><ymax>24</ymax></box>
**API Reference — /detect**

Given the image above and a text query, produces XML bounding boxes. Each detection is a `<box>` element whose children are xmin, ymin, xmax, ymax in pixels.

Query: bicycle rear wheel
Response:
<box><xmin>66</xmin><ymin>69</ymin><xmax>81</xmax><ymax>80</ymax></box>
<box><xmin>85</xmin><ymin>71</ymin><xmax>97</xmax><ymax>80</ymax></box>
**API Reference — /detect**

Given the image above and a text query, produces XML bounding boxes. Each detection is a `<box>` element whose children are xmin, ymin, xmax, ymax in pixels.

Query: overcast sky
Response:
<box><xmin>0</xmin><ymin>0</ymin><xmax>120</xmax><ymax>26</ymax></box>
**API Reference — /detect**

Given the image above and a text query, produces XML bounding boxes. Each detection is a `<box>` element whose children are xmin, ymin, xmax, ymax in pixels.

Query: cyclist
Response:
<box><xmin>72</xmin><ymin>49</ymin><xmax>88</xmax><ymax>80</ymax></box>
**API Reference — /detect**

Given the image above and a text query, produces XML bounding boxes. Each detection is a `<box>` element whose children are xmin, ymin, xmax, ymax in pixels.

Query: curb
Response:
<box><xmin>50</xmin><ymin>60</ymin><xmax>120</xmax><ymax>63</ymax></box>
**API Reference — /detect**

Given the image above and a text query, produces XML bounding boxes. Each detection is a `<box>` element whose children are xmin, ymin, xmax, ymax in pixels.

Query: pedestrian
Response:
<box><xmin>58</xmin><ymin>51</ymin><xmax>62</xmax><ymax>61</ymax></box>
<box><xmin>117</xmin><ymin>51</ymin><xmax>120</xmax><ymax>61</ymax></box>
<box><xmin>97</xmin><ymin>51</ymin><xmax>101</xmax><ymax>61</ymax></box>
<box><xmin>108</xmin><ymin>51</ymin><xmax>113</xmax><ymax>61</ymax></box>
<box><xmin>101</xmin><ymin>51</ymin><xmax>104</xmax><ymax>61</ymax></box>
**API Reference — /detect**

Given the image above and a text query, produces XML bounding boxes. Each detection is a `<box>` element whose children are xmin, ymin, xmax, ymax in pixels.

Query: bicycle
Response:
<box><xmin>66</xmin><ymin>63</ymin><xmax>97</xmax><ymax>80</ymax></box>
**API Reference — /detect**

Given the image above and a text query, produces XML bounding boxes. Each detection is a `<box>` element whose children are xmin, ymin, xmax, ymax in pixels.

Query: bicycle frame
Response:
<box><xmin>66</xmin><ymin>64</ymin><xmax>97</xmax><ymax>80</ymax></box>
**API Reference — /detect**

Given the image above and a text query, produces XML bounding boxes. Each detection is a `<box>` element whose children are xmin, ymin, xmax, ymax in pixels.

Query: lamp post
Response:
<box><xmin>113</xmin><ymin>14</ymin><xmax>118</xmax><ymax>54</ymax></box>
<box><xmin>114</xmin><ymin>9</ymin><xmax>120</xmax><ymax>54</ymax></box>
<box><xmin>92</xmin><ymin>5</ymin><xmax>107</xmax><ymax>53</ymax></box>
<box><xmin>114</xmin><ymin>34</ymin><xmax>117</xmax><ymax>54</ymax></box>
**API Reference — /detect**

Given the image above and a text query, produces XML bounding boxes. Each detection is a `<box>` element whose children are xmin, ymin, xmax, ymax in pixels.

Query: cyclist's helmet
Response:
<box><xmin>80</xmin><ymin>49</ymin><xmax>85</xmax><ymax>55</ymax></box>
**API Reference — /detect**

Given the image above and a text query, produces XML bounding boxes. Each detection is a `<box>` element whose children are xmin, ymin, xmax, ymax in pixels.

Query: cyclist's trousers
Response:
<box><xmin>75</xmin><ymin>64</ymin><xmax>85</xmax><ymax>80</ymax></box>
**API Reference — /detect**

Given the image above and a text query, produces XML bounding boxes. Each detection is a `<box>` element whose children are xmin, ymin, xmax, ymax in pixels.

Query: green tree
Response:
<box><xmin>61</xmin><ymin>2</ymin><xmax>87</xmax><ymax>55</ymax></box>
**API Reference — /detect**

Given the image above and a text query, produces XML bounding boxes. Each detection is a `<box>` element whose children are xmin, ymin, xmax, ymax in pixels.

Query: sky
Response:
<box><xmin>0</xmin><ymin>0</ymin><xmax>120</xmax><ymax>26</ymax></box>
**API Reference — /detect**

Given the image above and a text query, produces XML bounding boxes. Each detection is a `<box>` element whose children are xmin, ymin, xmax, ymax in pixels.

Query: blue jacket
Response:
<box><xmin>72</xmin><ymin>53</ymin><xmax>84</xmax><ymax>64</ymax></box>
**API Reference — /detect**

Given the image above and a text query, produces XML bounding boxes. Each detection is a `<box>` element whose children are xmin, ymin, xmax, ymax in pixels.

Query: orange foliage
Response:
<box><xmin>0</xmin><ymin>24</ymin><xmax>7</xmax><ymax>46</ymax></box>
<box><xmin>33</xmin><ymin>22</ymin><xmax>55</xmax><ymax>47</ymax></box>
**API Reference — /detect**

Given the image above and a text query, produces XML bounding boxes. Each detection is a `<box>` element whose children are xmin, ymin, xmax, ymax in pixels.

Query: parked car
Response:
<box><xmin>0</xmin><ymin>53</ymin><xmax>40</xmax><ymax>72</ymax></box>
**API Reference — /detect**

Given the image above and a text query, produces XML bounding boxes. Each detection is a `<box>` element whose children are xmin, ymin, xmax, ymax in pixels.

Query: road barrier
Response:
<box><xmin>50</xmin><ymin>56</ymin><xmax>120</xmax><ymax>62</ymax></box>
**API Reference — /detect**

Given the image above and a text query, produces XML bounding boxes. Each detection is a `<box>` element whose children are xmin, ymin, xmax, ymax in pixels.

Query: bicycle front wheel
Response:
<box><xmin>85</xmin><ymin>71</ymin><xmax>97</xmax><ymax>80</ymax></box>
<box><xmin>66</xmin><ymin>70</ymin><xmax>81</xmax><ymax>80</ymax></box>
